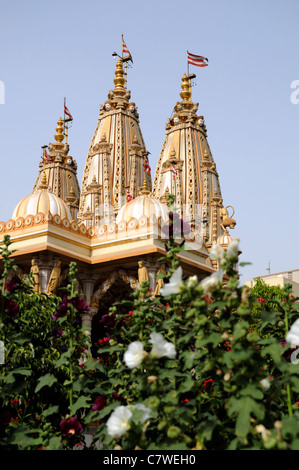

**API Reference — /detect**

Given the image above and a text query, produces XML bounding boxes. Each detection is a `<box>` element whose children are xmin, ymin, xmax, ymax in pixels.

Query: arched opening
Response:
<box><xmin>91</xmin><ymin>278</ymin><xmax>134</xmax><ymax>357</ymax></box>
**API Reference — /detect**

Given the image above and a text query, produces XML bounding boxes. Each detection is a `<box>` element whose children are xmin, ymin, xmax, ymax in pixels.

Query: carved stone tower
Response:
<box><xmin>78</xmin><ymin>59</ymin><xmax>152</xmax><ymax>226</ymax></box>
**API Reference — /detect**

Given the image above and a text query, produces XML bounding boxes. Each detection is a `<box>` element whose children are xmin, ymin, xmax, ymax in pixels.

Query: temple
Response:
<box><xmin>0</xmin><ymin>54</ymin><xmax>237</xmax><ymax>343</ymax></box>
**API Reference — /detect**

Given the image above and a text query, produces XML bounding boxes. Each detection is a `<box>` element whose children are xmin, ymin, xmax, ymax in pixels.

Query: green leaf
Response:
<box><xmin>261</xmin><ymin>342</ymin><xmax>284</xmax><ymax>364</ymax></box>
<box><xmin>233</xmin><ymin>320</ymin><xmax>249</xmax><ymax>341</ymax></box>
<box><xmin>179</xmin><ymin>375</ymin><xmax>194</xmax><ymax>393</ymax></box>
<box><xmin>54</xmin><ymin>349</ymin><xmax>74</xmax><ymax>367</ymax></box>
<box><xmin>4</xmin><ymin>368</ymin><xmax>31</xmax><ymax>384</ymax></box>
<box><xmin>228</xmin><ymin>396</ymin><xmax>264</xmax><ymax>438</ymax></box>
<box><xmin>240</xmin><ymin>384</ymin><xmax>263</xmax><ymax>400</ymax></box>
<box><xmin>44</xmin><ymin>436</ymin><xmax>63</xmax><ymax>450</ymax></box>
<box><xmin>8</xmin><ymin>427</ymin><xmax>43</xmax><ymax>448</ymax></box>
<box><xmin>69</xmin><ymin>395</ymin><xmax>91</xmax><ymax>414</ymax></box>
<box><xmin>181</xmin><ymin>351</ymin><xmax>195</xmax><ymax>370</ymax></box>
<box><xmin>34</xmin><ymin>373</ymin><xmax>57</xmax><ymax>393</ymax></box>
<box><xmin>42</xmin><ymin>405</ymin><xmax>59</xmax><ymax>417</ymax></box>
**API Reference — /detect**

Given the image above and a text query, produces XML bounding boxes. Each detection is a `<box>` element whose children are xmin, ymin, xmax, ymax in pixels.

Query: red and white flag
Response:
<box><xmin>172</xmin><ymin>164</ymin><xmax>177</xmax><ymax>179</ymax></box>
<box><xmin>43</xmin><ymin>148</ymin><xmax>49</xmax><ymax>161</ymax></box>
<box><xmin>126</xmin><ymin>188</ymin><xmax>132</xmax><ymax>202</ymax></box>
<box><xmin>144</xmin><ymin>157</ymin><xmax>151</xmax><ymax>175</ymax></box>
<box><xmin>64</xmin><ymin>100</ymin><xmax>73</xmax><ymax>120</ymax></box>
<box><xmin>187</xmin><ymin>51</ymin><xmax>208</xmax><ymax>67</ymax></box>
<box><xmin>122</xmin><ymin>36</ymin><xmax>132</xmax><ymax>59</ymax></box>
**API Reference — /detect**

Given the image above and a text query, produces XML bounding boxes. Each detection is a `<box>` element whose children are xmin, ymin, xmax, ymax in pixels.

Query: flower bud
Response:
<box><xmin>167</xmin><ymin>426</ymin><xmax>181</xmax><ymax>439</ymax></box>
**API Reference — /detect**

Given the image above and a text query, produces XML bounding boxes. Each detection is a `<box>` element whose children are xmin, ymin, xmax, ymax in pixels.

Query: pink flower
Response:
<box><xmin>257</xmin><ymin>297</ymin><xmax>266</xmax><ymax>303</ymax></box>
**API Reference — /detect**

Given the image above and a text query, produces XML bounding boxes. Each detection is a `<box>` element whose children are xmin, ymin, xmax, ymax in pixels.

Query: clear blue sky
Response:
<box><xmin>0</xmin><ymin>0</ymin><xmax>299</xmax><ymax>284</ymax></box>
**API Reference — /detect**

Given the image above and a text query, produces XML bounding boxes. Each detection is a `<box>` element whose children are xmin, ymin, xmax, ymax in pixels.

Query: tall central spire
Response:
<box><xmin>78</xmin><ymin>58</ymin><xmax>152</xmax><ymax>226</ymax></box>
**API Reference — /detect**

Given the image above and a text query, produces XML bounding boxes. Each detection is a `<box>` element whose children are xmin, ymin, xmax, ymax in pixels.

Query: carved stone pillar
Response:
<box><xmin>35</xmin><ymin>254</ymin><xmax>59</xmax><ymax>293</ymax></box>
<box><xmin>144</xmin><ymin>257</ymin><xmax>160</xmax><ymax>293</ymax></box>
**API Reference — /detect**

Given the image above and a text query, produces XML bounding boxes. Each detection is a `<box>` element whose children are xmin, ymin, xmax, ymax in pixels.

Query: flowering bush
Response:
<box><xmin>2</xmin><ymin>213</ymin><xmax>299</xmax><ymax>450</ymax></box>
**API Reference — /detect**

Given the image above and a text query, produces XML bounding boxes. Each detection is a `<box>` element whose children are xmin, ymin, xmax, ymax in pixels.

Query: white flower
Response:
<box><xmin>107</xmin><ymin>403</ymin><xmax>152</xmax><ymax>438</ymax></box>
<box><xmin>226</xmin><ymin>238</ymin><xmax>240</xmax><ymax>260</ymax></box>
<box><xmin>160</xmin><ymin>266</ymin><xmax>183</xmax><ymax>296</ymax></box>
<box><xmin>149</xmin><ymin>332</ymin><xmax>176</xmax><ymax>359</ymax></box>
<box><xmin>187</xmin><ymin>275</ymin><xmax>198</xmax><ymax>288</ymax></box>
<box><xmin>260</xmin><ymin>378</ymin><xmax>270</xmax><ymax>391</ymax></box>
<box><xmin>286</xmin><ymin>318</ymin><xmax>299</xmax><ymax>347</ymax></box>
<box><xmin>200</xmin><ymin>269</ymin><xmax>223</xmax><ymax>295</ymax></box>
<box><xmin>124</xmin><ymin>341</ymin><xmax>144</xmax><ymax>368</ymax></box>
<box><xmin>209</xmin><ymin>244</ymin><xmax>225</xmax><ymax>261</ymax></box>
<box><xmin>107</xmin><ymin>405</ymin><xmax>132</xmax><ymax>438</ymax></box>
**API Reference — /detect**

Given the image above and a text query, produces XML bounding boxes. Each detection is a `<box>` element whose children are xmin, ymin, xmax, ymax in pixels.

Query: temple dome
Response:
<box><xmin>217</xmin><ymin>232</ymin><xmax>234</xmax><ymax>248</ymax></box>
<box><xmin>12</xmin><ymin>174</ymin><xmax>71</xmax><ymax>220</ymax></box>
<box><xmin>116</xmin><ymin>193</ymin><xmax>169</xmax><ymax>224</ymax></box>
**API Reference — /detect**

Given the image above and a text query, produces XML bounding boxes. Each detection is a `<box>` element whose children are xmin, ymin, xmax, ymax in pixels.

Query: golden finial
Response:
<box><xmin>180</xmin><ymin>73</ymin><xmax>192</xmax><ymax>102</ymax></box>
<box><xmin>54</xmin><ymin>117</ymin><xmax>65</xmax><ymax>143</ymax></box>
<box><xmin>139</xmin><ymin>178</ymin><xmax>150</xmax><ymax>196</ymax></box>
<box><xmin>133</xmin><ymin>135</ymin><xmax>138</xmax><ymax>144</ymax></box>
<box><xmin>113</xmin><ymin>59</ymin><xmax>126</xmax><ymax>95</ymax></box>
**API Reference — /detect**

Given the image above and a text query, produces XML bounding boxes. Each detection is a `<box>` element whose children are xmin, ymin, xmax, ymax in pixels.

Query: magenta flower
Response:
<box><xmin>0</xmin><ymin>408</ymin><xmax>11</xmax><ymax>427</ymax></box>
<box><xmin>4</xmin><ymin>299</ymin><xmax>19</xmax><ymax>318</ymax></box>
<box><xmin>52</xmin><ymin>298</ymin><xmax>69</xmax><ymax>321</ymax></box>
<box><xmin>60</xmin><ymin>416</ymin><xmax>83</xmax><ymax>437</ymax></box>
<box><xmin>92</xmin><ymin>395</ymin><xmax>107</xmax><ymax>411</ymax></box>
<box><xmin>4</xmin><ymin>280</ymin><xmax>18</xmax><ymax>293</ymax></box>
<box><xmin>51</xmin><ymin>326</ymin><xmax>64</xmax><ymax>338</ymax></box>
<box><xmin>70</xmin><ymin>297</ymin><xmax>90</xmax><ymax>312</ymax></box>
<box><xmin>99</xmin><ymin>313</ymin><xmax>116</xmax><ymax>328</ymax></box>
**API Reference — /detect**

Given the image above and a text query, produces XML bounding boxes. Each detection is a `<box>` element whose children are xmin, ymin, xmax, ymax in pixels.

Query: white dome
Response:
<box><xmin>12</xmin><ymin>189</ymin><xmax>71</xmax><ymax>220</ymax></box>
<box><xmin>116</xmin><ymin>195</ymin><xmax>169</xmax><ymax>223</ymax></box>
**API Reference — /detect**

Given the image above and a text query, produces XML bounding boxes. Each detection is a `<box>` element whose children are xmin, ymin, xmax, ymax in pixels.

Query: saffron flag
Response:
<box><xmin>43</xmin><ymin>148</ymin><xmax>49</xmax><ymax>161</ymax></box>
<box><xmin>122</xmin><ymin>36</ymin><xmax>132</xmax><ymax>60</ymax></box>
<box><xmin>187</xmin><ymin>51</ymin><xmax>208</xmax><ymax>67</ymax></box>
<box><xmin>64</xmin><ymin>102</ymin><xmax>73</xmax><ymax>120</ymax></box>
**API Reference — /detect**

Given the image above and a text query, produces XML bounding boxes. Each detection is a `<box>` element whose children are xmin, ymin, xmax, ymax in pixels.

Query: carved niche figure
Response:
<box><xmin>138</xmin><ymin>261</ymin><xmax>149</xmax><ymax>285</ymax></box>
<box><xmin>153</xmin><ymin>264</ymin><xmax>166</xmax><ymax>297</ymax></box>
<box><xmin>220</xmin><ymin>206</ymin><xmax>236</xmax><ymax>233</ymax></box>
<box><xmin>30</xmin><ymin>259</ymin><xmax>41</xmax><ymax>294</ymax></box>
<box><xmin>46</xmin><ymin>260</ymin><xmax>62</xmax><ymax>296</ymax></box>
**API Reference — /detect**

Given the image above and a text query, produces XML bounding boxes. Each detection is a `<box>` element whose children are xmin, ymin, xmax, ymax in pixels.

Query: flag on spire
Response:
<box><xmin>64</xmin><ymin>99</ymin><xmax>73</xmax><ymax>120</ymax></box>
<box><xmin>143</xmin><ymin>156</ymin><xmax>151</xmax><ymax>175</ymax></box>
<box><xmin>122</xmin><ymin>35</ymin><xmax>133</xmax><ymax>61</ymax></box>
<box><xmin>126</xmin><ymin>188</ymin><xmax>132</xmax><ymax>202</ymax></box>
<box><xmin>172</xmin><ymin>164</ymin><xmax>177</xmax><ymax>179</ymax></box>
<box><xmin>187</xmin><ymin>51</ymin><xmax>208</xmax><ymax>67</ymax></box>
<box><xmin>43</xmin><ymin>148</ymin><xmax>49</xmax><ymax>161</ymax></box>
